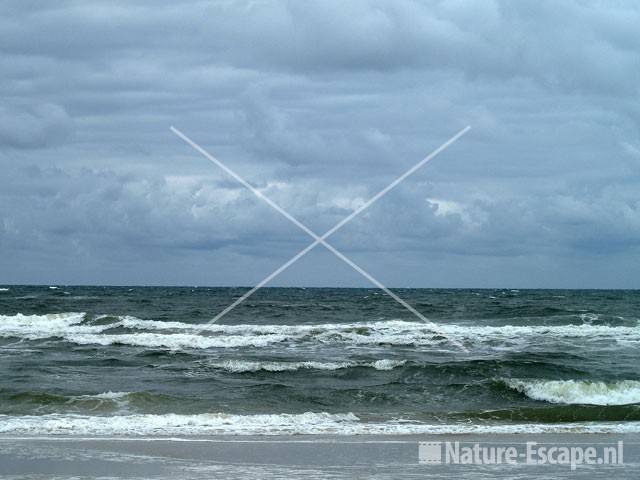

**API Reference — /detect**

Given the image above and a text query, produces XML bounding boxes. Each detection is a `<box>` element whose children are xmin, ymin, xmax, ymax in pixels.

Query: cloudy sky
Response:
<box><xmin>1</xmin><ymin>0</ymin><xmax>639</xmax><ymax>288</ymax></box>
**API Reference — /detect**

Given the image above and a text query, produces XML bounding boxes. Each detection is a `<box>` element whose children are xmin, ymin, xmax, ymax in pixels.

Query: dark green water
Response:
<box><xmin>0</xmin><ymin>286</ymin><xmax>639</xmax><ymax>435</ymax></box>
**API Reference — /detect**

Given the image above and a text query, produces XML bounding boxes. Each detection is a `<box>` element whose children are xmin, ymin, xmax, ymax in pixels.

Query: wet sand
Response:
<box><xmin>1</xmin><ymin>433</ymin><xmax>639</xmax><ymax>479</ymax></box>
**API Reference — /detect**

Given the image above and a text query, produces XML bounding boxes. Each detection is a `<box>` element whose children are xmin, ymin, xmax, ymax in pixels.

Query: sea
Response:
<box><xmin>1</xmin><ymin>286</ymin><xmax>639</xmax><ymax>437</ymax></box>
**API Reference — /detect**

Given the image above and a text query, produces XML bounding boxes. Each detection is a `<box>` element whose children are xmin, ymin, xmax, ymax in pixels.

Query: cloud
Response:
<box><xmin>0</xmin><ymin>103</ymin><xmax>73</xmax><ymax>149</ymax></box>
<box><xmin>0</xmin><ymin>0</ymin><xmax>639</xmax><ymax>287</ymax></box>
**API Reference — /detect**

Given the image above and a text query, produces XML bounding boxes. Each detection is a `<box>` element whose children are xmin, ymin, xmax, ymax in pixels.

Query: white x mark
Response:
<box><xmin>171</xmin><ymin>125</ymin><xmax>470</xmax><ymax>350</ymax></box>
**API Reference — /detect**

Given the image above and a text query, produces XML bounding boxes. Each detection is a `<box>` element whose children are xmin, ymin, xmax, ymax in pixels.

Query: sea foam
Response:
<box><xmin>1</xmin><ymin>412</ymin><xmax>639</xmax><ymax>436</ymax></box>
<box><xmin>0</xmin><ymin>313</ymin><xmax>100</xmax><ymax>340</ymax></box>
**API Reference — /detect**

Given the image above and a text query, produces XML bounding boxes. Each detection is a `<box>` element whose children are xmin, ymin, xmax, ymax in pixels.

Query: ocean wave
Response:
<box><xmin>97</xmin><ymin>318</ymin><xmax>640</xmax><ymax>349</ymax></box>
<box><xmin>73</xmin><ymin>391</ymin><xmax>132</xmax><ymax>403</ymax></box>
<box><xmin>462</xmin><ymin>404</ymin><xmax>640</xmax><ymax>422</ymax></box>
<box><xmin>106</xmin><ymin>315</ymin><xmax>640</xmax><ymax>340</ymax></box>
<box><xmin>503</xmin><ymin>378</ymin><xmax>640</xmax><ymax>405</ymax></box>
<box><xmin>371</xmin><ymin>359</ymin><xmax>406</xmax><ymax>370</ymax></box>
<box><xmin>66</xmin><ymin>391</ymin><xmax>133</xmax><ymax>412</ymax></box>
<box><xmin>0</xmin><ymin>390</ymin><xmax>137</xmax><ymax>415</ymax></box>
<box><xmin>2</xmin><ymin>313</ymin><xmax>639</xmax><ymax>350</ymax></box>
<box><xmin>65</xmin><ymin>332</ymin><xmax>289</xmax><ymax>349</ymax></box>
<box><xmin>0</xmin><ymin>288</ymin><xmax>10</xmax><ymax>292</ymax></box>
<box><xmin>0</xmin><ymin>313</ymin><xmax>102</xmax><ymax>340</ymax></box>
<box><xmin>1</xmin><ymin>412</ymin><xmax>639</xmax><ymax>435</ymax></box>
<box><xmin>207</xmin><ymin>359</ymin><xmax>406</xmax><ymax>373</ymax></box>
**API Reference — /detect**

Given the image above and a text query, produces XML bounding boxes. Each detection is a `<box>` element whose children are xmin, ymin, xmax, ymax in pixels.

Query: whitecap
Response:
<box><xmin>0</xmin><ymin>313</ymin><xmax>105</xmax><ymax>340</ymax></box>
<box><xmin>64</xmin><ymin>332</ymin><xmax>289</xmax><ymax>350</ymax></box>
<box><xmin>3</xmin><ymin>315</ymin><xmax>639</xmax><ymax>350</ymax></box>
<box><xmin>503</xmin><ymin>378</ymin><xmax>640</xmax><ymax>405</ymax></box>
<box><xmin>207</xmin><ymin>359</ymin><xmax>406</xmax><ymax>373</ymax></box>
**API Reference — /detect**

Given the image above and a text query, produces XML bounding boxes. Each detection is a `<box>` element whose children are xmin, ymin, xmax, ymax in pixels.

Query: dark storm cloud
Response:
<box><xmin>0</xmin><ymin>0</ymin><xmax>639</xmax><ymax>287</ymax></box>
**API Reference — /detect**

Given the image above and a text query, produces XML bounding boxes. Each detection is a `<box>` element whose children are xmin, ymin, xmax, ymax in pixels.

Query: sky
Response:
<box><xmin>1</xmin><ymin>0</ymin><xmax>639</xmax><ymax>289</ymax></box>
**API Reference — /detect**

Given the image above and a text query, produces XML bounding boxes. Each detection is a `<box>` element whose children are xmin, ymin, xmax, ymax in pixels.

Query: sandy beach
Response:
<box><xmin>1</xmin><ymin>433</ymin><xmax>638</xmax><ymax>479</ymax></box>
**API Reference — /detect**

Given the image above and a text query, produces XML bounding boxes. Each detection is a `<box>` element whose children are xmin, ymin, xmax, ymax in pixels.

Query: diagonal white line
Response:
<box><xmin>209</xmin><ymin>239</ymin><xmax>319</xmax><ymax>323</ymax></box>
<box><xmin>171</xmin><ymin>126</ymin><xmax>469</xmax><ymax>247</ymax></box>
<box><xmin>171</xmin><ymin>126</ymin><xmax>470</xmax><ymax>349</ymax></box>
<box><xmin>317</xmin><ymin>126</ymin><xmax>470</xmax><ymax>240</ymax></box>
<box><xmin>320</xmin><ymin>242</ymin><xmax>434</xmax><ymax>326</ymax></box>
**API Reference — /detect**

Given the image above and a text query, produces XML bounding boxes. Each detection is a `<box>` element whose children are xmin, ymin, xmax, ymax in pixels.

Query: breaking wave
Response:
<box><xmin>206</xmin><ymin>359</ymin><xmax>406</xmax><ymax>372</ymax></box>
<box><xmin>503</xmin><ymin>379</ymin><xmax>640</xmax><ymax>405</ymax></box>
<box><xmin>1</xmin><ymin>313</ymin><xmax>638</xmax><ymax>350</ymax></box>
<box><xmin>1</xmin><ymin>412</ymin><xmax>639</xmax><ymax>436</ymax></box>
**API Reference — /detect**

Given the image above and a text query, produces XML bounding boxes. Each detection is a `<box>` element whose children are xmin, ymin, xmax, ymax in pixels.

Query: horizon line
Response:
<box><xmin>1</xmin><ymin>283</ymin><xmax>638</xmax><ymax>291</ymax></box>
